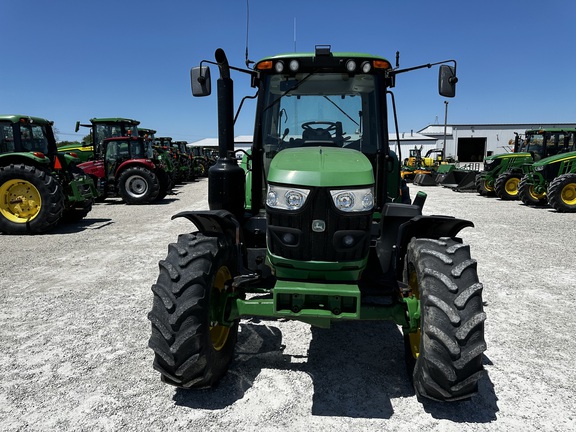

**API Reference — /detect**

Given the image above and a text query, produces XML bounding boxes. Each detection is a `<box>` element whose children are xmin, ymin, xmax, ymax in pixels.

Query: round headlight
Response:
<box><xmin>267</xmin><ymin>189</ymin><xmax>278</xmax><ymax>207</ymax></box>
<box><xmin>285</xmin><ymin>190</ymin><xmax>305</xmax><ymax>209</ymax></box>
<box><xmin>334</xmin><ymin>192</ymin><xmax>355</xmax><ymax>210</ymax></box>
<box><xmin>361</xmin><ymin>61</ymin><xmax>372</xmax><ymax>73</ymax></box>
<box><xmin>274</xmin><ymin>61</ymin><xmax>284</xmax><ymax>73</ymax></box>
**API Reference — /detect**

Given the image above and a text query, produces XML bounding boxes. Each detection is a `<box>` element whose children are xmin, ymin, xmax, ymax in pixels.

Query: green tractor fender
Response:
<box><xmin>381</xmin><ymin>212</ymin><xmax>474</xmax><ymax>280</ymax></box>
<box><xmin>172</xmin><ymin>209</ymin><xmax>244</xmax><ymax>274</ymax></box>
<box><xmin>0</xmin><ymin>152</ymin><xmax>52</xmax><ymax>168</ymax></box>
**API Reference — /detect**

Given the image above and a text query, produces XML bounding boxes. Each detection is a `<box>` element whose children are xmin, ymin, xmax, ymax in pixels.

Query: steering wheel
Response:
<box><xmin>302</xmin><ymin>121</ymin><xmax>338</xmax><ymax>135</ymax></box>
<box><xmin>301</xmin><ymin>121</ymin><xmax>344</xmax><ymax>147</ymax></box>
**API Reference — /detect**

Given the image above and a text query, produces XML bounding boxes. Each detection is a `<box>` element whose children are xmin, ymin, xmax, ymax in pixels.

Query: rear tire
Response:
<box><xmin>494</xmin><ymin>172</ymin><xmax>521</xmax><ymax>200</ymax></box>
<box><xmin>148</xmin><ymin>233</ymin><xmax>238</xmax><ymax>388</ymax></box>
<box><xmin>0</xmin><ymin>164</ymin><xmax>64</xmax><ymax>234</ymax></box>
<box><xmin>118</xmin><ymin>166</ymin><xmax>159</xmax><ymax>204</ymax></box>
<box><xmin>404</xmin><ymin>237</ymin><xmax>486</xmax><ymax>401</ymax></box>
<box><xmin>548</xmin><ymin>173</ymin><xmax>576</xmax><ymax>213</ymax></box>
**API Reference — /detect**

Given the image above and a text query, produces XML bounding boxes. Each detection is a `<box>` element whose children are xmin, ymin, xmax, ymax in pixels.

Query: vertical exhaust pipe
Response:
<box><xmin>208</xmin><ymin>48</ymin><xmax>246</xmax><ymax>220</ymax></box>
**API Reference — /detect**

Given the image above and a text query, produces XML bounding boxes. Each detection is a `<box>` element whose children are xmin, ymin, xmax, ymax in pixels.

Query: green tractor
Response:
<box><xmin>171</xmin><ymin>140</ymin><xmax>196</xmax><ymax>182</ymax></box>
<box><xmin>147</xmin><ymin>46</ymin><xmax>486</xmax><ymax>402</ymax></box>
<box><xmin>59</xmin><ymin>117</ymin><xmax>141</xmax><ymax>162</ymax></box>
<box><xmin>139</xmin><ymin>128</ymin><xmax>176</xmax><ymax>192</ymax></box>
<box><xmin>0</xmin><ymin>114</ymin><xmax>97</xmax><ymax>234</ymax></box>
<box><xmin>519</xmin><ymin>146</ymin><xmax>576</xmax><ymax>212</ymax></box>
<box><xmin>475</xmin><ymin>128</ymin><xmax>575</xmax><ymax>200</ymax></box>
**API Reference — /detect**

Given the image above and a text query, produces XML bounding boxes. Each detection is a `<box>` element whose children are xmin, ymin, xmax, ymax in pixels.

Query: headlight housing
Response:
<box><xmin>266</xmin><ymin>185</ymin><xmax>310</xmax><ymax>210</ymax></box>
<box><xmin>330</xmin><ymin>187</ymin><xmax>374</xmax><ymax>212</ymax></box>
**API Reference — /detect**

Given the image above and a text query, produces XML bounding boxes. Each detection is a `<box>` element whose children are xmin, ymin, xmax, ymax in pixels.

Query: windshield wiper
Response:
<box><xmin>263</xmin><ymin>72</ymin><xmax>314</xmax><ymax>113</ymax></box>
<box><xmin>323</xmin><ymin>96</ymin><xmax>360</xmax><ymax>127</ymax></box>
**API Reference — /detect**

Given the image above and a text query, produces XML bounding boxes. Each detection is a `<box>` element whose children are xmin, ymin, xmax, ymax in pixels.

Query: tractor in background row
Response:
<box><xmin>475</xmin><ymin>128</ymin><xmax>576</xmax><ymax>199</ymax></box>
<box><xmin>59</xmin><ymin>117</ymin><xmax>141</xmax><ymax>162</ymax></box>
<box><xmin>519</xmin><ymin>145</ymin><xmax>576</xmax><ymax>212</ymax></box>
<box><xmin>78</xmin><ymin>135</ymin><xmax>171</xmax><ymax>204</ymax></box>
<box><xmin>0</xmin><ymin>114</ymin><xmax>97</xmax><ymax>234</ymax></box>
<box><xmin>147</xmin><ymin>45</ymin><xmax>486</xmax><ymax>402</ymax></box>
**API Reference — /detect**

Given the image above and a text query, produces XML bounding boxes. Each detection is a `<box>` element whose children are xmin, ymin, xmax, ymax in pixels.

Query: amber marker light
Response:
<box><xmin>373</xmin><ymin>60</ymin><xmax>392</xmax><ymax>69</ymax></box>
<box><xmin>256</xmin><ymin>60</ymin><xmax>273</xmax><ymax>70</ymax></box>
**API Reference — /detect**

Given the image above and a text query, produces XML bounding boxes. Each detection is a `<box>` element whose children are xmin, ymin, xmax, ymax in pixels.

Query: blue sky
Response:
<box><xmin>2</xmin><ymin>0</ymin><xmax>575</xmax><ymax>142</ymax></box>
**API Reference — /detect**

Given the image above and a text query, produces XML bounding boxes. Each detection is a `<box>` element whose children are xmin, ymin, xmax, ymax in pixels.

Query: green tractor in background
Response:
<box><xmin>519</xmin><ymin>147</ymin><xmax>576</xmax><ymax>212</ymax></box>
<box><xmin>147</xmin><ymin>46</ymin><xmax>486</xmax><ymax>402</ymax></box>
<box><xmin>139</xmin><ymin>128</ymin><xmax>176</xmax><ymax>192</ymax></box>
<box><xmin>189</xmin><ymin>146</ymin><xmax>215</xmax><ymax>177</ymax></box>
<box><xmin>172</xmin><ymin>140</ymin><xmax>196</xmax><ymax>182</ymax></box>
<box><xmin>0</xmin><ymin>114</ymin><xmax>97</xmax><ymax>234</ymax></box>
<box><xmin>59</xmin><ymin>117</ymin><xmax>141</xmax><ymax>162</ymax></box>
<box><xmin>475</xmin><ymin>128</ymin><xmax>576</xmax><ymax>200</ymax></box>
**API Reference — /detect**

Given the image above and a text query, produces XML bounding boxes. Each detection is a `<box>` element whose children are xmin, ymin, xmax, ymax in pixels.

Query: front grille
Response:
<box><xmin>267</xmin><ymin>187</ymin><xmax>372</xmax><ymax>262</ymax></box>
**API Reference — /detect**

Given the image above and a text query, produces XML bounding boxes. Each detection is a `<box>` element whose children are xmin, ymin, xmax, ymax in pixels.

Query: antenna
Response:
<box><xmin>245</xmin><ymin>0</ymin><xmax>254</xmax><ymax>67</ymax></box>
<box><xmin>293</xmin><ymin>18</ymin><xmax>297</xmax><ymax>52</ymax></box>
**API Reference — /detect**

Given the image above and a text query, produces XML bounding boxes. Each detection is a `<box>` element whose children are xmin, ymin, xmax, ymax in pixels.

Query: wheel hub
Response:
<box><xmin>125</xmin><ymin>175</ymin><xmax>148</xmax><ymax>198</ymax></box>
<box><xmin>0</xmin><ymin>179</ymin><xmax>41</xmax><ymax>222</ymax></box>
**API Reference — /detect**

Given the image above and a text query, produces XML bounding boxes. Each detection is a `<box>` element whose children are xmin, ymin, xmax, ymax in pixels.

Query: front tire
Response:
<box><xmin>548</xmin><ymin>173</ymin><xmax>576</xmax><ymax>213</ymax></box>
<box><xmin>494</xmin><ymin>172</ymin><xmax>521</xmax><ymax>200</ymax></box>
<box><xmin>0</xmin><ymin>164</ymin><xmax>64</xmax><ymax>234</ymax></box>
<box><xmin>475</xmin><ymin>174</ymin><xmax>494</xmax><ymax>197</ymax></box>
<box><xmin>518</xmin><ymin>175</ymin><xmax>547</xmax><ymax>206</ymax></box>
<box><xmin>118</xmin><ymin>166</ymin><xmax>159</xmax><ymax>204</ymax></box>
<box><xmin>404</xmin><ymin>237</ymin><xmax>486</xmax><ymax>401</ymax></box>
<box><xmin>148</xmin><ymin>233</ymin><xmax>238</xmax><ymax>388</ymax></box>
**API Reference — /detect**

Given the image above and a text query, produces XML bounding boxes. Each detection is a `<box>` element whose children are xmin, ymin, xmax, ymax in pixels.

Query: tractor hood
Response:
<box><xmin>267</xmin><ymin>147</ymin><xmax>374</xmax><ymax>188</ymax></box>
<box><xmin>485</xmin><ymin>152</ymin><xmax>531</xmax><ymax>161</ymax></box>
<box><xmin>533</xmin><ymin>150</ymin><xmax>576</xmax><ymax>167</ymax></box>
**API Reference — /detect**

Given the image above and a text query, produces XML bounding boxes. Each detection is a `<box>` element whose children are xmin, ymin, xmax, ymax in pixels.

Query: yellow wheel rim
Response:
<box><xmin>484</xmin><ymin>181</ymin><xmax>494</xmax><ymax>192</ymax></box>
<box><xmin>505</xmin><ymin>178</ymin><xmax>520</xmax><ymax>195</ymax></box>
<box><xmin>210</xmin><ymin>266</ymin><xmax>232</xmax><ymax>351</ymax></box>
<box><xmin>529</xmin><ymin>186</ymin><xmax>546</xmax><ymax>200</ymax></box>
<box><xmin>407</xmin><ymin>268</ymin><xmax>421</xmax><ymax>359</ymax></box>
<box><xmin>561</xmin><ymin>182</ymin><xmax>576</xmax><ymax>205</ymax></box>
<box><xmin>0</xmin><ymin>179</ymin><xmax>42</xmax><ymax>223</ymax></box>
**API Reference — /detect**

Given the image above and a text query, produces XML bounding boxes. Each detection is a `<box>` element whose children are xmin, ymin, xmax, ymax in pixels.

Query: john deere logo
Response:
<box><xmin>312</xmin><ymin>220</ymin><xmax>325</xmax><ymax>232</ymax></box>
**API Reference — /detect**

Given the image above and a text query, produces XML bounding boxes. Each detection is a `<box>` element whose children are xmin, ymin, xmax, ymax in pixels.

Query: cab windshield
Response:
<box><xmin>19</xmin><ymin>124</ymin><xmax>50</xmax><ymax>154</ymax></box>
<box><xmin>260</xmin><ymin>72</ymin><xmax>382</xmax><ymax>175</ymax></box>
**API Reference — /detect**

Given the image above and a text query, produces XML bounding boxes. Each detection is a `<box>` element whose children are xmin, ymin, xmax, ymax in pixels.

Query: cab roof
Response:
<box><xmin>0</xmin><ymin>114</ymin><xmax>52</xmax><ymax>125</ymax></box>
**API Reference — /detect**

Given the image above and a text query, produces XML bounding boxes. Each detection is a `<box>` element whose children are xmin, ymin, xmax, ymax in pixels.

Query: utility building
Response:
<box><xmin>418</xmin><ymin>123</ymin><xmax>576</xmax><ymax>162</ymax></box>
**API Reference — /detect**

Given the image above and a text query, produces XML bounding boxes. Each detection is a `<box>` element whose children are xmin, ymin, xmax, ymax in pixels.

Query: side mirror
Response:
<box><xmin>191</xmin><ymin>66</ymin><xmax>211</xmax><ymax>97</ymax></box>
<box><xmin>438</xmin><ymin>65</ymin><xmax>458</xmax><ymax>98</ymax></box>
<box><xmin>75</xmin><ymin>121</ymin><xmax>80</xmax><ymax>132</ymax></box>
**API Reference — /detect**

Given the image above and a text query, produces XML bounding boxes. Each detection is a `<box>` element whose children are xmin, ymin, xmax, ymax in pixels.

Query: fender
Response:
<box><xmin>394</xmin><ymin>215</ymin><xmax>474</xmax><ymax>279</ymax></box>
<box><xmin>173</xmin><ymin>209</ymin><xmax>245</xmax><ymax>275</ymax></box>
<box><xmin>172</xmin><ymin>209</ymin><xmax>240</xmax><ymax>245</ymax></box>
<box><xmin>116</xmin><ymin>159</ymin><xmax>156</xmax><ymax>176</ymax></box>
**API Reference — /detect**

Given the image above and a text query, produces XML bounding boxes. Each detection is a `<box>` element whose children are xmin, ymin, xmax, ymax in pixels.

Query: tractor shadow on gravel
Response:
<box><xmin>52</xmin><ymin>218</ymin><xmax>114</xmax><ymax>234</ymax></box>
<box><xmin>173</xmin><ymin>320</ymin><xmax>498</xmax><ymax>422</ymax></box>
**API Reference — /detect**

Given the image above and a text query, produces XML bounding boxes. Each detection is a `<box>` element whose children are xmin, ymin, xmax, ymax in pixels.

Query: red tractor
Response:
<box><xmin>78</xmin><ymin>136</ymin><xmax>170</xmax><ymax>204</ymax></box>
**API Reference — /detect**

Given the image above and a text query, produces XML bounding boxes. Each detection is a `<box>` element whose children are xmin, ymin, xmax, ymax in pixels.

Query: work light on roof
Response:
<box><xmin>274</xmin><ymin>61</ymin><xmax>284</xmax><ymax>73</ymax></box>
<box><xmin>289</xmin><ymin>59</ymin><xmax>299</xmax><ymax>72</ymax></box>
<box><xmin>346</xmin><ymin>60</ymin><xmax>357</xmax><ymax>72</ymax></box>
<box><xmin>361</xmin><ymin>61</ymin><xmax>372</xmax><ymax>73</ymax></box>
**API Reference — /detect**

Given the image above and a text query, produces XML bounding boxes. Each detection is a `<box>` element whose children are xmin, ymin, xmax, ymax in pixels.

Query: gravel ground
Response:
<box><xmin>1</xmin><ymin>178</ymin><xmax>575</xmax><ymax>432</ymax></box>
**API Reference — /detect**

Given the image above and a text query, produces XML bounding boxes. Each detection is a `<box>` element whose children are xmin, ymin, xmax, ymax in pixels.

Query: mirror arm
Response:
<box><xmin>391</xmin><ymin>59</ymin><xmax>457</xmax><ymax>77</ymax></box>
